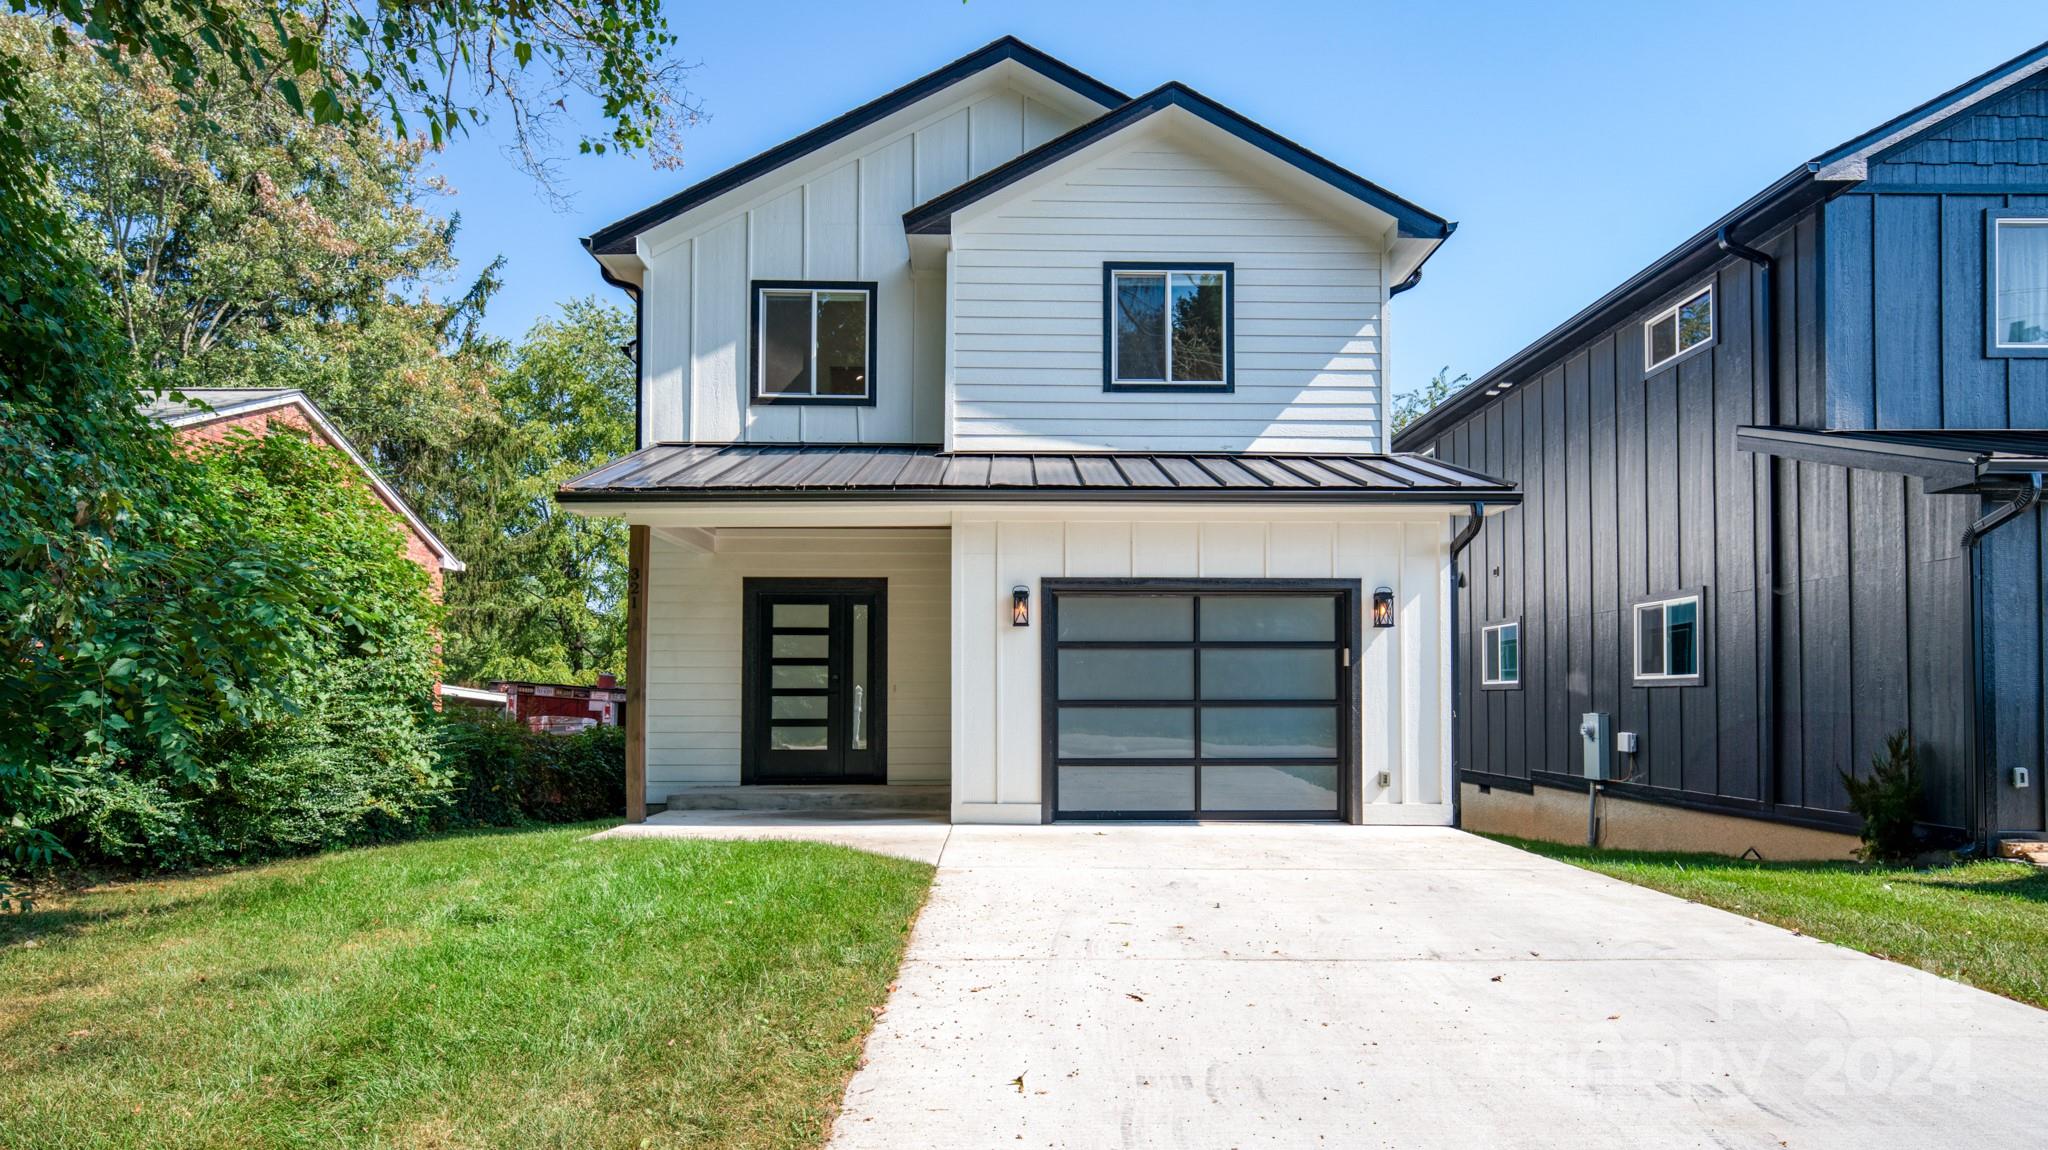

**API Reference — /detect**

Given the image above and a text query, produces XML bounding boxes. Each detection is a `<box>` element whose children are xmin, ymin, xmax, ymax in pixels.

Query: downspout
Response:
<box><xmin>1962</xmin><ymin>472</ymin><xmax>2044</xmax><ymax>851</ymax></box>
<box><xmin>1389</xmin><ymin>268</ymin><xmax>1424</xmax><ymax>297</ymax></box>
<box><xmin>588</xmin><ymin>244</ymin><xmax>647</xmax><ymax>452</ymax></box>
<box><xmin>1447</xmin><ymin>502</ymin><xmax>1487</xmax><ymax>828</ymax></box>
<box><xmin>1717</xmin><ymin>225</ymin><xmax>1781</xmax><ymax>812</ymax></box>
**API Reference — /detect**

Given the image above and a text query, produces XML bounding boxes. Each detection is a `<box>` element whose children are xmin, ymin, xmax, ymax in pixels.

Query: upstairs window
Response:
<box><xmin>1634</xmin><ymin>593</ymin><xmax>1703</xmax><ymax>686</ymax></box>
<box><xmin>1991</xmin><ymin>215</ymin><xmax>2048</xmax><ymax>354</ymax></box>
<box><xmin>1482</xmin><ymin>620</ymin><xmax>1520</xmax><ymax>688</ymax></box>
<box><xmin>1104</xmin><ymin>263</ymin><xmax>1232</xmax><ymax>391</ymax></box>
<box><xmin>1644</xmin><ymin>285</ymin><xmax>1713</xmax><ymax>371</ymax></box>
<box><xmin>753</xmin><ymin>281</ymin><xmax>876</xmax><ymax>404</ymax></box>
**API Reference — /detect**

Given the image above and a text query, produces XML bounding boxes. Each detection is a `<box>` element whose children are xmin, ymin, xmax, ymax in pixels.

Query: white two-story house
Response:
<box><xmin>562</xmin><ymin>38</ymin><xmax>1517</xmax><ymax>825</ymax></box>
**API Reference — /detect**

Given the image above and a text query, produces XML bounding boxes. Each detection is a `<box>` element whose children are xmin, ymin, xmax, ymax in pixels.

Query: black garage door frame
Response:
<box><xmin>1039</xmin><ymin>578</ymin><xmax>1363</xmax><ymax>823</ymax></box>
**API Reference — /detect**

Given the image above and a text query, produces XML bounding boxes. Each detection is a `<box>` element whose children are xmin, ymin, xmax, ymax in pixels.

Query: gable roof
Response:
<box><xmin>1393</xmin><ymin>38</ymin><xmax>2048</xmax><ymax>451</ymax></box>
<box><xmin>900</xmin><ymin>82</ymin><xmax>1453</xmax><ymax>240</ymax></box>
<box><xmin>583</xmin><ymin>37</ymin><xmax>1126</xmax><ymax>256</ymax></box>
<box><xmin>148</xmin><ymin>388</ymin><xmax>464</xmax><ymax>572</ymax></box>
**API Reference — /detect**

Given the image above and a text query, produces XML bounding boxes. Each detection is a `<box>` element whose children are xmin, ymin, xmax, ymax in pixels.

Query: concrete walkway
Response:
<box><xmin>824</xmin><ymin>824</ymin><xmax>2046</xmax><ymax>1149</ymax></box>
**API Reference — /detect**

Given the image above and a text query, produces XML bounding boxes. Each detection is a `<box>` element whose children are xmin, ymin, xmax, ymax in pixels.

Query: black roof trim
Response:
<box><xmin>1812</xmin><ymin>40</ymin><xmax>2048</xmax><ymax>170</ymax></box>
<box><xmin>557</xmin><ymin>443</ymin><xmax>1515</xmax><ymax>505</ymax></box>
<box><xmin>900</xmin><ymin>82</ymin><xmax>1453</xmax><ymax>240</ymax></box>
<box><xmin>1392</xmin><ymin>166</ymin><xmax>1835</xmax><ymax>449</ymax></box>
<box><xmin>583</xmin><ymin>37</ymin><xmax>1127</xmax><ymax>255</ymax></box>
<box><xmin>1394</xmin><ymin>39</ymin><xmax>2048</xmax><ymax>452</ymax></box>
<box><xmin>1735</xmin><ymin>426</ymin><xmax>2048</xmax><ymax>494</ymax></box>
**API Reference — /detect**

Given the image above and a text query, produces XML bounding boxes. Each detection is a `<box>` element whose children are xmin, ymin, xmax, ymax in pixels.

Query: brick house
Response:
<box><xmin>145</xmin><ymin>387</ymin><xmax>463</xmax><ymax>594</ymax></box>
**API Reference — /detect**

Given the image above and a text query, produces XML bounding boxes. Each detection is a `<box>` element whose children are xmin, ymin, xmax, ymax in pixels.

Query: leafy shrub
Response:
<box><xmin>1842</xmin><ymin>731</ymin><xmax>1924</xmax><ymax>863</ymax></box>
<box><xmin>439</xmin><ymin>715</ymin><xmax>624</xmax><ymax>826</ymax></box>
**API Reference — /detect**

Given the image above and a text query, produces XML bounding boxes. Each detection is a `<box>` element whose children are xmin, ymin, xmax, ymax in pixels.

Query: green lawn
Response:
<box><xmin>1497</xmin><ymin>835</ymin><xmax>2048</xmax><ymax>1010</ymax></box>
<box><xmin>0</xmin><ymin>824</ymin><xmax>934</xmax><ymax>1150</ymax></box>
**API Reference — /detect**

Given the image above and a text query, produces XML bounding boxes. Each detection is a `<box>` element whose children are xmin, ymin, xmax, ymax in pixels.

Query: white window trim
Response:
<box><xmin>1481</xmin><ymin>620</ymin><xmax>1520</xmax><ymax>687</ymax></box>
<box><xmin>1632</xmin><ymin>593</ymin><xmax>1703</xmax><ymax>683</ymax></box>
<box><xmin>752</xmin><ymin>282</ymin><xmax>875</xmax><ymax>403</ymax></box>
<box><xmin>1107</xmin><ymin>266</ymin><xmax>1232</xmax><ymax>389</ymax></box>
<box><xmin>1992</xmin><ymin>217</ymin><xmax>2048</xmax><ymax>350</ymax></box>
<box><xmin>1642</xmin><ymin>284</ymin><xmax>1715</xmax><ymax>372</ymax></box>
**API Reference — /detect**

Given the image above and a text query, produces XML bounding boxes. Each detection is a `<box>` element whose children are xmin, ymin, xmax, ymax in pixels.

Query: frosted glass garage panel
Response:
<box><xmin>1057</xmin><ymin>707</ymin><xmax>1195</xmax><ymax>759</ymax></box>
<box><xmin>1200</xmin><ymin>707</ymin><xmax>1339</xmax><ymax>758</ymax></box>
<box><xmin>1200</xmin><ymin>765</ymin><xmax>1340</xmax><ymax>811</ymax></box>
<box><xmin>1056</xmin><ymin>595</ymin><xmax>1192</xmax><ymax>641</ymax></box>
<box><xmin>1199</xmin><ymin>595</ymin><xmax>1336</xmax><ymax>642</ymax></box>
<box><xmin>1057</xmin><ymin>767</ymin><xmax>1194</xmax><ymax>813</ymax></box>
<box><xmin>1057</xmin><ymin>649</ymin><xmax>1194</xmax><ymax>700</ymax></box>
<box><xmin>1200</xmin><ymin>649</ymin><xmax>1335</xmax><ymax>700</ymax></box>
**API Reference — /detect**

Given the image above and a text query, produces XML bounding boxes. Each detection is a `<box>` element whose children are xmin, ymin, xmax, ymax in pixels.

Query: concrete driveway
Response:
<box><xmin>828</xmin><ymin>824</ymin><xmax>2046</xmax><ymax>1149</ymax></box>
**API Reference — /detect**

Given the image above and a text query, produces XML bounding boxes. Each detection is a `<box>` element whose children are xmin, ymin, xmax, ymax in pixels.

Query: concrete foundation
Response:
<box><xmin>1461</xmin><ymin>781</ymin><xmax>1862</xmax><ymax>861</ymax></box>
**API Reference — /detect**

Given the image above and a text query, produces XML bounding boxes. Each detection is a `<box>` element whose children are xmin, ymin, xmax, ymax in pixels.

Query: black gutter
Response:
<box><xmin>1388</xmin><ymin>268</ymin><xmax>1424</xmax><ymax>296</ymax></box>
<box><xmin>1716</xmin><ymin>222</ymin><xmax>1784</xmax><ymax>824</ymax></box>
<box><xmin>1393</xmin><ymin>165</ymin><xmax>1835</xmax><ymax>450</ymax></box>
<box><xmin>1446</xmin><ymin>503</ymin><xmax>1488</xmax><ymax>829</ymax></box>
<box><xmin>583</xmin><ymin>37</ymin><xmax>1127</xmax><ymax>254</ymax></box>
<box><xmin>587</xmin><ymin>247</ymin><xmax>647</xmax><ymax>451</ymax></box>
<box><xmin>558</xmin><ymin>487</ymin><xmax>1520</xmax><ymax>506</ymax></box>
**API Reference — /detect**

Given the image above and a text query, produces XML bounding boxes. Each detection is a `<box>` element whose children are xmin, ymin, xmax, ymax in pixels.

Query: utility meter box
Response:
<box><xmin>1580</xmin><ymin>712</ymin><xmax>1613</xmax><ymax>781</ymax></box>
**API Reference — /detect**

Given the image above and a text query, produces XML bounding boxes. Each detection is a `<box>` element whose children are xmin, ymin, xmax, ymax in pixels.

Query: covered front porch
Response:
<box><xmin>570</xmin><ymin>443</ymin><xmax>1520</xmax><ymax>827</ymax></box>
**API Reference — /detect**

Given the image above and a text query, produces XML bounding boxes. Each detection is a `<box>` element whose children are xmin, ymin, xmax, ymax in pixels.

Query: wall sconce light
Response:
<box><xmin>1011</xmin><ymin>585</ymin><xmax>1030</xmax><ymax>627</ymax></box>
<box><xmin>1372</xmin><ymin>587</ymin><xmax>1395</xmax><ymax>628</ymax></box>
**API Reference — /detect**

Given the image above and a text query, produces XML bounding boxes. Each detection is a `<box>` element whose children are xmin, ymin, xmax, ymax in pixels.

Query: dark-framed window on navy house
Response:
<box><xmin>751</xmin><ymin>280</ymin><xmax>878</xmax><ymax>404</ymax></box>
<box><xmin>1103</xmin><ymin>262</ymin><xmax>1233</xmax><ymax>391</ymax></box>
<box><xmin>1986</xmin><ymin>212</ymin><xmax>2048</xmax><ymax>358</ymax></box>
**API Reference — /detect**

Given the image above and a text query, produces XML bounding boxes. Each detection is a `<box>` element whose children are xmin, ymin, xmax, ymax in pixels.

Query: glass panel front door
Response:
<box><xmin>1048</xmin><ymin>587</ymin><xmax>1350</xmax><ymax>819</ymax></box>
<box><xmin>747</xmin><ymin>582</ymin><xmax>884</xmax><ymax>784</ymax></box>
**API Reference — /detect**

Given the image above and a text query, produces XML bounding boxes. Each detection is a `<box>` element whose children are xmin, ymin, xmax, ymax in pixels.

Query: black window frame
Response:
<box><xmin>1040</xmin><ymin>578</ymin><xmax>1359</xmax><ymax>822</ymax></box>
<box><xmin>1101</xmin><ymin>261</ymin><xmax>1235</xmax><ymax>393</ymax></box>
<box><xmin>1631</xmin><ymin>588</ymin><xmax>1707</xmax><ymax>689</ymax></box>
<box><xmin>1480</xmin><ymin>616</ymin><xmax>1522</xmax><ymax>690</ymax></box>
<box><xmin>1984</xmin><ymin>210</ymin><xmax>2048</xmax><ymax>359</ymax></box>
<box><xmin>749</xmin><ymin>279</ymin><xmax>881</xmax><ymax>406</ymax></box>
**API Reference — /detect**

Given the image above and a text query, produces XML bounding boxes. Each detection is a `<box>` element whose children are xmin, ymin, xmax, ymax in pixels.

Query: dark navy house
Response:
<box><xmin>1397</xmin><ymin>42</ymin><xmax>2048</xmax><ymax>856</ymax></box>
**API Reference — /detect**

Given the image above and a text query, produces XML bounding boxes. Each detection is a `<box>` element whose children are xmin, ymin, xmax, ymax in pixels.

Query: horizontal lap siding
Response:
<box><xmin>637</xmin><ymin>84</ymin><xmax>1087</xmax><ymax>446</ymax></box>
<box><xmin>1433</xmin><ymin>213</ymin><xmax>1977</xmax><ymax>831</ymax></box>
<box><xmin>643</xmin><ymin>529</ymin><xmax>951</xmax><ymax>801</ymax></box>
<box><xmin>951</xmin><ymin>134</ymin><xmax>1385</xmax><ymax>453</ymax></box>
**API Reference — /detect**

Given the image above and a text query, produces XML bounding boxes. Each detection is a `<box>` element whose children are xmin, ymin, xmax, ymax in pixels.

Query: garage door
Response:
<box><xmin>1045</xmin><ymin>582</ymin><xmax>1354</xmax><ymax>820</ymax></box>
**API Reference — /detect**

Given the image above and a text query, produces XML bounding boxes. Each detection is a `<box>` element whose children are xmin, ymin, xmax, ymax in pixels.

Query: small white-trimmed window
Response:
<box><xmin>1644</xmin><ymin>286</ymin><xmax>1714</xmax><ymax>371</ymax></box>
<box><xmin>1991</xmin><ymin>216</ymin><xmax>2048</xmax><ymax>353</ymax></box>
<box><xmin>1482</xmin><ymin>621</ymin><xmax>1520</xmax><ymax>687</ymax></box>
<box><xmin>1634</xmin><ymin>593</ymin><xmax>1702</xmax><ymax>685</ymax></box>
<box><xmin>1104</xmin><ymin>263</ymin><xmax>1232</xmax><ymax>391</ymax></box>
<box><xmin>752</xmin><ymin>280</ymin><xmax>876</xmax><ymax>404</ymax></box>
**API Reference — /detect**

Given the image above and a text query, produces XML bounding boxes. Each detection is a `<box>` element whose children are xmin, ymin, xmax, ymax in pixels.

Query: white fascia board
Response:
<box><xmin>561</xmin><ymin>499</ymin><xmax>1498</xmax><ymax>530</ymax></box>
<box><xmin>1814</xmin><ymin>53</ymin><xmax>2048</xmax><ymax>181</ymax></box>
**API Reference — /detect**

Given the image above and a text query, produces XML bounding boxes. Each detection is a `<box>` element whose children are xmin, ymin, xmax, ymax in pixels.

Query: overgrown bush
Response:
<box><xmin>1842</xmin><ymin>731</ymin><xmax>1924</xmax><ymax>864</ymax></box>
<box><xmin>439</xmin><ymin>715</ymin><xmax>625</xmax><ymax>826</ymax></box>
<box><xmin>16</xmin><ymin>430</ymin><xmax>446</xmax><ymax>871</ymax></box>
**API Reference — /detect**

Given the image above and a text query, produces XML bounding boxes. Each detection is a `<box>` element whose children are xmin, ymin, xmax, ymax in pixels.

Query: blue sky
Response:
<box><xmin>428</xmin><ymin>0</ymin><xmax>2045</xmax><ymax>402</ymax></box>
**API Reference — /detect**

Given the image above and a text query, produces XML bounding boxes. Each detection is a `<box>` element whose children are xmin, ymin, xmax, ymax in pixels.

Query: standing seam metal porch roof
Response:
<box><xmin>557</xmin><ymin>444</ymin><xmax>1517</xmax><ymax>503</ymax></box>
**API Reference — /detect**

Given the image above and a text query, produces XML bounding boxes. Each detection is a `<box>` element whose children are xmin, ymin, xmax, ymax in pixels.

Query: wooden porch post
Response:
<box><xmin>624</xmin><ymin>524</ymin><xmax>650</xmax><ymax>823</ymax></box>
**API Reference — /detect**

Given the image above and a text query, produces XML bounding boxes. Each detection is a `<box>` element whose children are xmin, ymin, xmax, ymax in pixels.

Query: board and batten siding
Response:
<box><xmin>949</xmin><ymin>509</ymin><xmax>1450</xmax><ymax>824</ymax></box>
<box><xmin>637</xmin><ymin>82</ymin><xmax>1089</xmax><ymax>446</ymax></box>
<box><xmin>948</xmin><ymin>131</ymin><xmax>1388</xmax><ymax>453</ymax></box>
<box><xmin>1430</xmin><ymin>217</ymin><xmax>1979</xmax><ymax>833</ymax></box>
<box><xmin>641</xmin><ymin>528</ymin><xmax>950</xmax><ymax>801</ymax></box>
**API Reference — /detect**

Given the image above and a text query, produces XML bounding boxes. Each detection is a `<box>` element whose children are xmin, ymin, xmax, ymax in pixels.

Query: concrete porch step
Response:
<box><xmin>663</xmin><ymin>784</ymin><xmax>950</xmax><ymax>813</ymax></box>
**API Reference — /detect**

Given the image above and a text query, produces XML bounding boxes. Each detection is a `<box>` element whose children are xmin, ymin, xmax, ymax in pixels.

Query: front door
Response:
<box><xmin>743</xmin><ymin>579</ymin><xmax>886</xmax><ymax>784</ymax></box>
